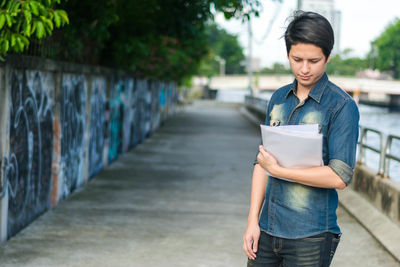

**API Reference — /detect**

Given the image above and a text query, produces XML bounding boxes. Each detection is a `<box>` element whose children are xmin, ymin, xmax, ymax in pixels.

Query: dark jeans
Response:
<box><xmin>247</xmin><ymin>231</ymin><xmax>340</xmax><ymax>267</ymax></box>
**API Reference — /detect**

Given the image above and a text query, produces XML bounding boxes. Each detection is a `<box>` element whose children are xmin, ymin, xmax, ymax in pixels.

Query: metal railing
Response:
<box><xmin>383</xmin><ymin>135</ymin><xmax>400</xmax><ymax>177</ymax></box>
<box><xmin>244</xmin><ymin>95</ymin><xmax>268</xmax><ymax>115</ymax></box>
<box><xmin>358</xmin><ymin>127</ymin><xmax>386</xmax><ymax>175</ymax></box>
<box><xmin>356</xmin><ymin>127</ymin><xmax>400</xmax><ymax>178</ymax></box>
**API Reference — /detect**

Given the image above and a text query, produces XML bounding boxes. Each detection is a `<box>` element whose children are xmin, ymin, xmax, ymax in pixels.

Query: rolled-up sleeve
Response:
<box><xmin>329</xmin><ymin>158</ymin><xmax>354</xmax><ymax>184</ymax></box>
<box><xmin>327</xmin><ymin>99</ymin><xmax>359</xmax><ymax>184</ymax></box>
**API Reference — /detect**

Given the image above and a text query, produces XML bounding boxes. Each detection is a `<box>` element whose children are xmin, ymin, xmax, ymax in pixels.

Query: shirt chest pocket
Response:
<box><xmin>298</xmin><ymin>110</ymin><xmax>329</xmax><ymax>135</ymax></box>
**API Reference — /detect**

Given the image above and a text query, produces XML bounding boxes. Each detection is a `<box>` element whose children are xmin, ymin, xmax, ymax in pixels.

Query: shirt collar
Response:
<box><xmin>285</xmin><ymin>73</ymin><xmax>328</xmax><ymax>103</ymax></box>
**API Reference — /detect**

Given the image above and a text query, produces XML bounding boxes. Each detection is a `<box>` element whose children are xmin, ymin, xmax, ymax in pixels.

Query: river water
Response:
<box><xmin>216</xmin><ymin>89</ymin><xmax>400</xmax><ymax>182</ymax></box>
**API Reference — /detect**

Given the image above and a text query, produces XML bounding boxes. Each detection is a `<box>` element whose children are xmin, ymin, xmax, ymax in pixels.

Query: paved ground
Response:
<box><xmin>0</xmin><ymin>100</ymin><xmax>398</xmax><ymax>266</ymax></box>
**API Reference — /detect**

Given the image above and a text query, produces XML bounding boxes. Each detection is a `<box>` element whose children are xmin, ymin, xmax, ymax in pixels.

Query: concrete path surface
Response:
<box><xmin>0</xmin><ymin>100</ymin><xmax>398</xmax><ymax>266</ymax></box>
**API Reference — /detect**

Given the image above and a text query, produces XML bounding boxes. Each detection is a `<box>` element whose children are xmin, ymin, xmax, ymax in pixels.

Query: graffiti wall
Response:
<box><xmin>151</xmin><ymin>81</ymin><xmax>161</xmax><ymax>133</ymax></box>
<box><xmin>88</xmin><ymin>77</ymin><xmax>106</xmax><ymax>178</ymax></box>
<box><xmin>120</xmin><ymin>78</ymin><xmax>135</xmax><ymax>153</ymax></box>
<box><xmin>4</xmin><ymin>70</ymin><xmax>54</xmax><ymax>237</ymax></box>
<box><xmin>131</xmin><ymin>79</ymin><xmax>146</xmax><ymax>146</ymax></box>
<box><xmin>59</xmin><ymin>74</ymin><xmax>87</xmax><ymax>197</ymax></box>
<box><xmin>0</xmin><ymin>57</ymin><xmax>178</xmax><ymax>241</ymax></box>
<box><xmin>107</xmin><ymin>78</ymin><xmax>124</xmax><ymax>163</ymax></box>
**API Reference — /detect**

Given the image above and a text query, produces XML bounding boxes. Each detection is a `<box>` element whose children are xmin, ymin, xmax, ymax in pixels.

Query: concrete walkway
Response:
<box><xmin>0</xmin><ymin>100</ymin><xmax>398</xmax><ymax>266</ymax></box>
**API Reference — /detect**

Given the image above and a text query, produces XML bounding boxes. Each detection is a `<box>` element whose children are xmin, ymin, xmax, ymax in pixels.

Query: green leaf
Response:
<box><xmin>45</xmin><ymin>25</ymin><xmax>51</xmax><ymax>34</ymax></box>
<box><xmin>11</xmin><ymin>2</ymin><xmax>21</xmax><ymax>15</ymax></box>
<box><xmin>24</xmin><ymin>22</ymin><xmax>31</xmax><ymax>37</ymax></box>
<box><xmin>21</xmin><ymin>36</ymin><xmax>29</xmax><ymax>46</ymax></box>
<box><xmin>53</xmin><ymin>11</ymin><xmax>60</xmax><ymax>27</ymax></box>
<box><xmin>6</xmin><ymin>0</ymin><xmax>12</xmax><ymax>10</ymax></box>
<box><xmin>30</xmin><ymin>20</ymin><xmax>37</xmax><ymax>34</ymax></box>
<box><xmin>29</xmin><ymin>1</ymin><xmax>39</xmax><ymax>16</ymax></box>
<box><xmin>47</xmin><ymin>20</ymin><xmax>53</xmax><ymax>31</ymax></box>
<box><xmin>38</xmin><ymin>4</ymin><xmax>48</xmax><ymax>16</ymax></box>
<box><xmin>40</xmin><ymin>15</ymin><xmax>53</xmax><ymax>31</ymax></box>
<box><xmin>0</xmin><ymin>14</ymin><xmax>5</xmax><ymax>29</ymax></box>
<box><xmin>5</xmin><ymin>14</ymin><xmax>12</xmax><ymax>27</ymax></box>
<box><xmin>16</xmin><ymin>37</ymin><xmax>23</xmax><ymax>52</ymax></box>
<box><xmin>35</xmin><ymin>21</ymin><xmax>45</xmax><ymax>38</ymax></box>
<box><xmin>3</xmin><ymin>39</ymin><xmax>9</xmax><ymax>53</ymax></box>
<box><xmin>58</xmin><ymin>10</ymin><xmax>69</xmax><ymax>25</ymax></box>
<box><xmin>11</xmin><ymin>34</ymin><xmax>16</xmax><ymax>47</ymax></box>
<box><xmin>23</xmin><ymin>9</ymin><xmax>32</xmax><ymax>23</ymax></box>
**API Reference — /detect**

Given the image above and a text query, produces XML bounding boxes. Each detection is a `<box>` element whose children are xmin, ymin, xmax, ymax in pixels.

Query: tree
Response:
<box><xmin>260</xmin><ymin>62</ymin><xmax>291</xmax><ymax>74</ymax></box>
<box><xmin>2</xmin><ymin>0</ymin><xmax>262</xmax><ymax>83</ymax></box>
<box><xmin>198</xmin><ymin>23</ymin><xmax>246</xmax><ymax>77</ymax></box>
<box><xmin>326</xmin><ymin>54</ymin><xmax>368</xmax><ymax>76</ymax></box>
<box><xmin>54</xmin><ymin>0</ymin><xmax>118</xmax><ymax>63</ymax></box>
<box><xmin>0</xmin><ymin>0</ymin><xmax>69</xmax><ymax>59</ymax></box>
<box><xmin>371</xmin><ymin>19</ymin><xmax>400</xmax><ymax>79</ymax></box>
<box><xmin>99</xmin><ymin>0</ymin><xmax>261</xmax><ymax>83</ymax></box>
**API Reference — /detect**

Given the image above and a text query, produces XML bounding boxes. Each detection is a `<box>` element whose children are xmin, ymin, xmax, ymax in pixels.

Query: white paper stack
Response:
<box><xmin>260</xmin><ymin>124</ymin><xmax>323</xmax><ymax>170</ymax></box>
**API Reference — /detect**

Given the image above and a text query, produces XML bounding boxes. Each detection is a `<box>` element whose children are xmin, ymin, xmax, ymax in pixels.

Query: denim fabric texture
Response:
<box><xmin>259</xmin><ymin>73</ymin><xmax>359</xmax><ymax>238</ymax></box>
<box><xmin>247</xmin><ymin>231</ymin><xmax>341</xmax><ymax>267</ymax></box>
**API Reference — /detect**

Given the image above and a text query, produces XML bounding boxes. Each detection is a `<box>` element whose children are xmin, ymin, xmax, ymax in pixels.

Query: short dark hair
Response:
<box><xmin>284</xmin><ymin>11</ymin><xmax>334</xmax><ymax>59</ymax></box>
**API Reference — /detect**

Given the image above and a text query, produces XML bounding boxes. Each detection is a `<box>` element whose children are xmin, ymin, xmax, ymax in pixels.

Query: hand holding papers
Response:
<box><xmin>260</xmin><ymin>124</ymin><xmax>323</xmax><ymax>180</ymax></box>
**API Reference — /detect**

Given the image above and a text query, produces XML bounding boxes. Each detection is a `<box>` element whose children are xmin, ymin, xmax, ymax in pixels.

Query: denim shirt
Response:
<box><xmin>259</xmin><ymin>73</ymin><xmax>359</xmax><ymax>238</ymax></box>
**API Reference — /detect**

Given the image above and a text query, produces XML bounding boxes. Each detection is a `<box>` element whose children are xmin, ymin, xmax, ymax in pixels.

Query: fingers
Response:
<box><xmin>243</xmin><ymin>236</ymin><xmax>257</xmax><ymax>260</ymax></box>
<box><xmin>257</xmin><ymin>146</ymin><xmax>264</xmax><ymax>162</ymax></box>
<box><xmin>259</xmin><ymin>145</ymin><xmax>268</xmax><ymax>156</ymax></box>
<box><xmin>257</xmin><ymin>146</ymin><xmax>268</xmax><ymax>167</ymax></box>
<box><xmin>252</xmin><ymin>234</ymin><xmax>259</xmax><ymax>254</ymax></box>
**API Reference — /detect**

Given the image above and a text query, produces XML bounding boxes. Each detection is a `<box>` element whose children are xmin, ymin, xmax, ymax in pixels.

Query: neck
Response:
<box><xmin>296</xmin><ymin>84</ymin><xmax>311</xmax><ymax>102</ymax></box>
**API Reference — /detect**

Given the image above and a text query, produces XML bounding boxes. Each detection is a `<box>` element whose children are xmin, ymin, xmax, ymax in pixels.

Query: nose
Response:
<box><xmin>300</xmin><ymin>61</ymin><xmax>310</xmax><ymax>74</ymax></box>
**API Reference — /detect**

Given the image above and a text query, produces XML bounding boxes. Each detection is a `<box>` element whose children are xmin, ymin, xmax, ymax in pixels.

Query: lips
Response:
<box><xmin>299</xmin><ymin>75</ymin><xmax>311</xmax><ymax>80</ymax></box>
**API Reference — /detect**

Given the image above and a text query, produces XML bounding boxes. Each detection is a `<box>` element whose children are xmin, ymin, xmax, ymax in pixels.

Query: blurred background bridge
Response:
<box><xmin>197</xmin><ymin>75</ymin><xmax>400</xmax><ymax>108</ymax></box>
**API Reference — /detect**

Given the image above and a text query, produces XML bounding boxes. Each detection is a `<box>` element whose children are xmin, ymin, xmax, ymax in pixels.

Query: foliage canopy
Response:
<box><xmin>326</xmin><ymin>51</ymin><xmax>368</xmax><ymax>77</ymax></box>
<box><xmin>0</xmin><ymin>0</ymin><xmax>69</xmax><ymax>59</ymax></box>
<box><xmin>371</xmin><ymin>18</ymin><xmax>400</xmax><ymax>79</ymax></box>
<box><xmin>198</xmin><ymin>23</ymin><xmax>246</xmax><ymax>77</ymax></box>
<box><xmin>8</xmin><ymin>0</ymin><xmax>261</xmax><ymax>84</ymax></box>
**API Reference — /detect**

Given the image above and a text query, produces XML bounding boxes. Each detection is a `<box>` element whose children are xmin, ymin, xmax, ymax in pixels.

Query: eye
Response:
<box><xmin>293</xmin><ymin>58</ymin><xmax>302</xmax><ymax>62</ymax></box>
<box><xmin>310</xmin><ymin>59</ymin><xmax>320</xmax><ymax>63</ymax></box>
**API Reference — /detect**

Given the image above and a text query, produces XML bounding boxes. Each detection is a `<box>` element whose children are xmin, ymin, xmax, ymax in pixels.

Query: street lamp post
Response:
<box><xmin>297</xmin><ymin>0</ymin><xmax>302</xmax><ymax>10</ymax></box>
<box><xmin>247</xmin><ymin>17</ymin><xmax>253</xmax><ymax>95</ymax></box>
<box><xmin>215</xmin><ymin>56</ymin><xmax>226</xmax><ymax>76</ymax></box>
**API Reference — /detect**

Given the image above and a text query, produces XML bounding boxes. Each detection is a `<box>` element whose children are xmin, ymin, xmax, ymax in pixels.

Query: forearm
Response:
<box><xmin>269</xmin><ymin>165</ymin><xmax>346</xmax><ymax>189</ymax></box>
<box><xmin>248</xmin><ymin>164</ymin><xmax>268</xmax><ymax>223</ymax></box>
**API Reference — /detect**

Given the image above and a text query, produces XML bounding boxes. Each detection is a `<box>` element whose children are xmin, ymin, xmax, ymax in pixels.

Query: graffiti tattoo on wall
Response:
<box><xmin>130</xmin><ymin>79</ymin><xmax>142</xmax><ymax>147</ymax></box>
<box><xmin>107</xmin><ymin>79</ymin><xmax>124</xmax><ymax>163</ymax></box>
<box><xmin>151</xmin><ymin>81</ymin><xmax>161</xmax><ymax>132</ymax></box>
<box><xmin>121</xmin><ymin>78</ymin><xmax>134</xmax><ymax>153</ymax></box>
<box><xmin>60</xmin><ymin>74</ymin><xmax>86</xmax><ymax>196</ymax></box>
<box><xmin>4</xmin><ymin>70</ymin><xmax>54</xmax><ymax>237</ymax></box>
<box><xmin>88</xmin><ymin>77</ymin><xmax>106</xmax><ymax>178</ymax></box>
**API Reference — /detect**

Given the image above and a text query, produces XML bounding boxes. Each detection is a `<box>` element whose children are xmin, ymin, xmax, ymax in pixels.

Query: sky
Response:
<box><xmin>215</xmin><ymin>0</ymin><xmax>400</xmax><ymax>68</ymax></box>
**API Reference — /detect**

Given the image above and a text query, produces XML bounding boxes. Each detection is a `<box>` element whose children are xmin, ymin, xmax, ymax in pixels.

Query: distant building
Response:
<box><xmin>299</xmin><ymin>0</ymin><xmax>341</xmax><ymax>55</ymax></box>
